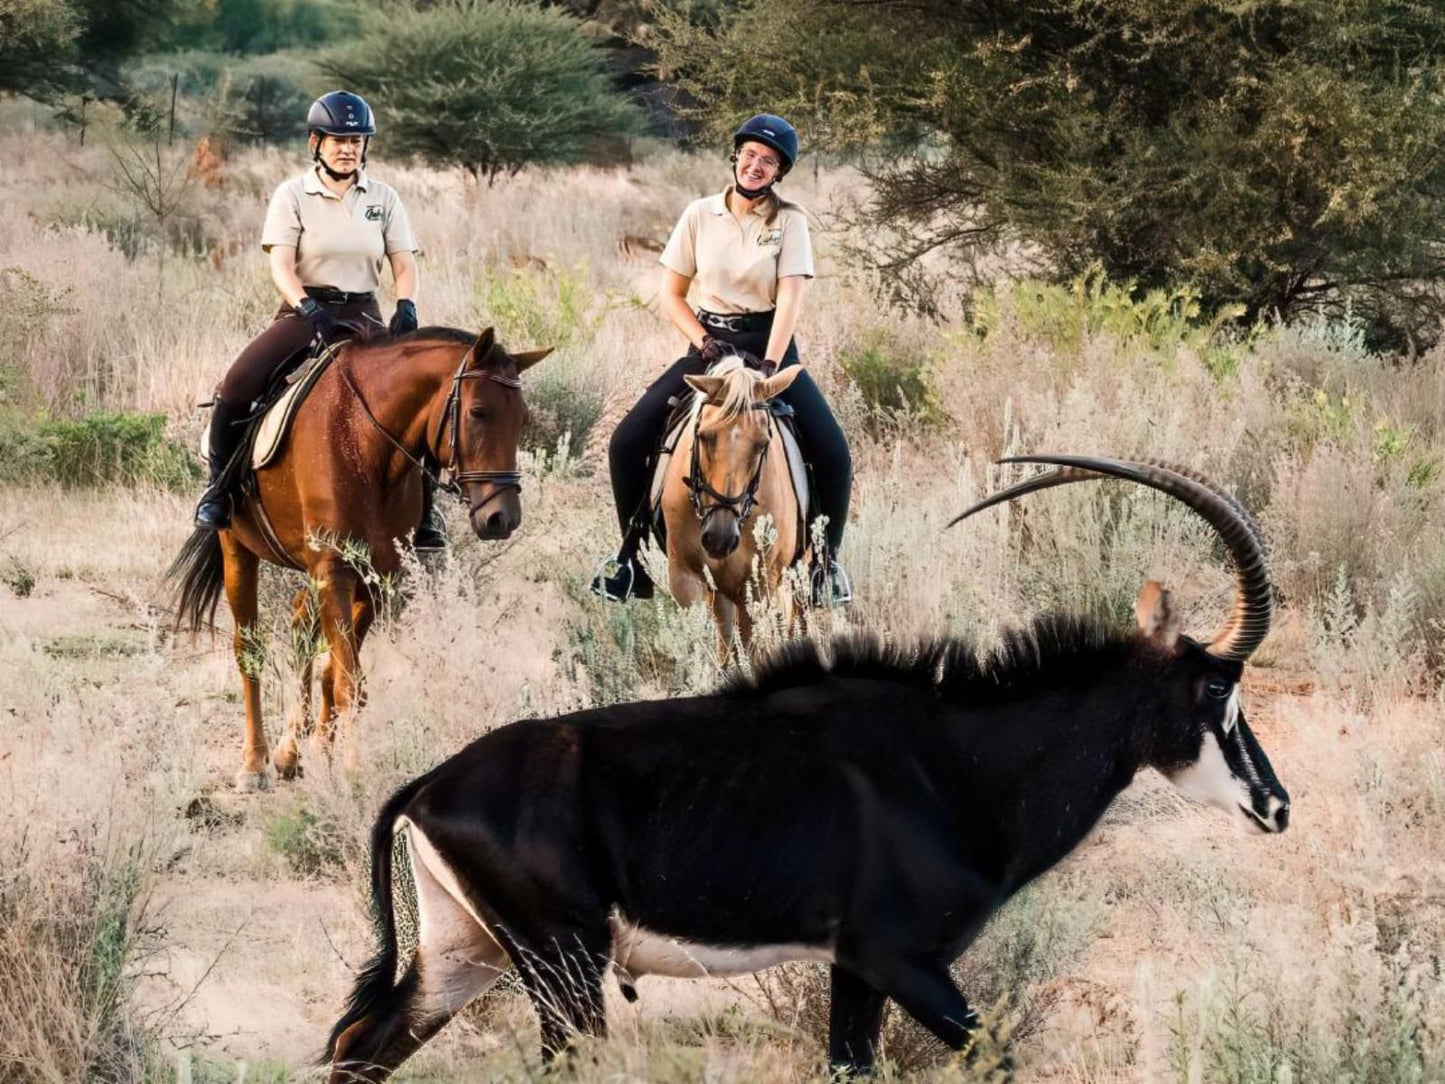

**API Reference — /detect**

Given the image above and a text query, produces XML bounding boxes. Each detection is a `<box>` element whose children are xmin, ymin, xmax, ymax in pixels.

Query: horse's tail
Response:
<box><xmin>320</xmin><ymin>771</ymin><xmax>431</xmax><ymax>1065</ymax></box>
<box><xmin>166</xmin><ymin>527</ymin><xmax>227</xmax><ymax>633</ymax></box>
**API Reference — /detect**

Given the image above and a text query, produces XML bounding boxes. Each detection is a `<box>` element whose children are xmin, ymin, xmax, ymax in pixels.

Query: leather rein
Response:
<box><xmin>340</xmin><ymin>343</ymin><xmax>523</xmax><ymax>517</ymax></box>
<box><xmin>684</xmin><ymin>398</ymin><xmax>773</xmax><ymax>526</ymax></box>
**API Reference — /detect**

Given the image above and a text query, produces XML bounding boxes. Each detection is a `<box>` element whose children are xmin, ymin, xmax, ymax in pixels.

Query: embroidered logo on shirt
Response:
<box><xmin>756</xmin><ymin>227</ymin><xmax>782</xmax><ymax>247</ymax></box>
<box><xmin>364</xmin><ymin>205</ymin><xmax>384</xmax><ymax>222</ymax></box>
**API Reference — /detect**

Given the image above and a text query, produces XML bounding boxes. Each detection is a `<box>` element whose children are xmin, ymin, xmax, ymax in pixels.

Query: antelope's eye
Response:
<box><xmin>1205</xmin><ymin>680</ymin><xmax>1231</xmax><ymax>700</ymax></box>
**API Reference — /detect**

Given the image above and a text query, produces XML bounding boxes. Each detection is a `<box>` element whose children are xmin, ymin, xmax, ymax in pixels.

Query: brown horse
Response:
<box><xmin>168</xmin><ymin>327</ymin><xmax>547</xmax><ymax>789</ymax></box>
<box><xmin>660</xmin><ymin>356</ymin><xmax>805</xmax><ymax>656</ymax></box>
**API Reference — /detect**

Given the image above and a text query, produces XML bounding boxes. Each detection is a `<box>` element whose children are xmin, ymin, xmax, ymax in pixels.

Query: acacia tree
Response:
<box><xmin>652</xmin><ymin>0</ymin><xmax>1445</xmax><ymax>347</ymax></box>
<box><xmin>319</xmin><ymin>0</ymin><xmax>643</xmax><ymax>182</ymax></box>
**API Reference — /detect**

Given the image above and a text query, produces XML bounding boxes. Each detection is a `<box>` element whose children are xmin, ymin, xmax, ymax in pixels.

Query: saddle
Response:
<box><xmin>198</xmin><ymin>340</ymin><xmax>342</xmax><ymax>470</ymax></box>
<box><xmin>644</xmin><ymin>370</ymin><xmax>813</xmax><ymax>562</ymax></box>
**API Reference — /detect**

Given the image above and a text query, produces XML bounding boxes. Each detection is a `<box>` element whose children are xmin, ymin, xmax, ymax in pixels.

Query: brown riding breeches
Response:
<box><xmin>218</xmin><ymin>298</ymin><xmax>382</xmax><ymax>407</ymax></box>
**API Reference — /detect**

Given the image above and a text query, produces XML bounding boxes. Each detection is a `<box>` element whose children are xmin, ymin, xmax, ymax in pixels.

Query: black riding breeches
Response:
<box><xmin>217</xmin><ymin>295</ymin><xmax>382</xmax><ymax>409</ymax></box>
<box><xmin>607</xmin><ymin>321</ymin><xmax>852</xmax><ymax>559</ymax></box>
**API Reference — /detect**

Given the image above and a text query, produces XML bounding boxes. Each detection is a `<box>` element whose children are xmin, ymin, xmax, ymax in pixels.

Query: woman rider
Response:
<box><xmin>193</xmin><ymin>90</ymin><xmax>445</xmax><ymax>550</ymax></box>
<box><xmin>592</xmin><ymin>113</ymin><xmax>853</xmax><ymax>606</ymax></box>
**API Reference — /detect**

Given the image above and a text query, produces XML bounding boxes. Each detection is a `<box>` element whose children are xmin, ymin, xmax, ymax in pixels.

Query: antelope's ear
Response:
<box><xmin>511</xmin><ymin>346</ymin><xmax>553</xmax><ymax>373</ymax></box>
<box><xmin>757</xmin><ymin>366</ymin><xmax>803</xmax><ymax>401</ymax></box>
<box><xmin>685</xmin><ymin>374</ymin><xmax>725</xmax><ymax>400</ymax></box>
<box><xmin>1135</xmin><ymin>580</ymin><xmax>1182</xmax><ymax>648</ymax></box>
<box><xmin>467</xmin><ymin>327</ymin><xmax>496</xmax><ymax>368</ymax></box>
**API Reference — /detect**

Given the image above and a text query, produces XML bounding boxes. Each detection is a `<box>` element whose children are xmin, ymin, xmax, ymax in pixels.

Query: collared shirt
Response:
<box><xmin>659</xmin><ymin>186</ymin><xmax>814</xmax><ymax>314</ymax></box>
<box><xmin>260</xmin><ymin>167</ymin><xmax>417</xmax><ymax>294</ymax></box>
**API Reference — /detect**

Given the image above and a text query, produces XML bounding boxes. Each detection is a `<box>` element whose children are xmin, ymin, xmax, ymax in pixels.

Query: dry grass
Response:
<box><xmin>0</xmin><ymin>118</ymin><xmax>1442</xmax><ymax>1081</ymax></box>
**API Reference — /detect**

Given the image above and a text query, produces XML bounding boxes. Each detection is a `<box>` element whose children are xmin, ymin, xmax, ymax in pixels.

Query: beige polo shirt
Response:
<box><xmin>260</xmin><ymin>167</ymin><xmax>416</xmax><ymax>294</ymax></box>
<box><xmin>659</xmin><ymin>187</ymin><xmax>814</xmax><ymax>314</ymax></box>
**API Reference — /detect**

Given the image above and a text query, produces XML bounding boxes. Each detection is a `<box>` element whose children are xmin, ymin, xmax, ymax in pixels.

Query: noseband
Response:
<box><xmin>684</xmin><ymin>400</ymin><xmax>772</xmax><ymax>527</ymax></box>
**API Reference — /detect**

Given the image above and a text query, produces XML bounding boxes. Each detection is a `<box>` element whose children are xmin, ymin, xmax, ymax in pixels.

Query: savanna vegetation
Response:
<box><xmin>0</xmin><ymin>0</ymin><xmax>1442</xmax><ymax>1080</ymax></box>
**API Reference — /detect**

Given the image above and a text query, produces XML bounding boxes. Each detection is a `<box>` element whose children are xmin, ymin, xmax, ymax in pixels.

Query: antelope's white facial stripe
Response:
<box><xmin>1222</xmin><ymin>687</ymin><xmax>1240</xmax><ymax>735</ymax></box>
<box><xmin>1168</xmin><ymin>731</ymin><xmax>1254</xmax><ymax>824</ymax></box>
<box><xmin>610</xmin><ymin>914</ymin><xmax>834</xmax><ymax>979</ymax></box>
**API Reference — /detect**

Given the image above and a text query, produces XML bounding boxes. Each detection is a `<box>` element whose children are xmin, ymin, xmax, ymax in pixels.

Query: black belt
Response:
<box><xmin>697</xmin><ymin>309</ymin><xmax>774</xmax><ymax>333</ymax></box>
<box><xmin>305</xmin><ymin>286</ymin><xmax>376</xmax><ymax>305</ymax></box>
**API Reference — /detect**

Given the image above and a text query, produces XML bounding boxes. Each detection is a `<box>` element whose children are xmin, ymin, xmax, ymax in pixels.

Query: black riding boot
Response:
<box><xmin>413</xmin><ymin>473</ymin><xmax>447</xmax><ymax>551</ymax></box>
<box><xmin>194</xmin><ymin>397</ymin><xmax>247</xmax><ymax>531</ymax></box>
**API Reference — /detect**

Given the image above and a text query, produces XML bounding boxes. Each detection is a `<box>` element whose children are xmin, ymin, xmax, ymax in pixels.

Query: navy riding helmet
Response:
<box><xmin>307</xmin><ymin>91</ymin><xmax>376</xmax><ymax>137</ymax></box>
<box><xmin>733</xmin><ymin>113</ymin><xmax>798</xmax><ymax>175</ymax></box>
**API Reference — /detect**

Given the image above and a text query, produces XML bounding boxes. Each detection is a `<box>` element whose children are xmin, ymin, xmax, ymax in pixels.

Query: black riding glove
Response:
<box><xmin>735</xmin><ymin>349</ymin><xmax>767</xmax><ymax>372</ymax></box>
<box><xmin>699</xmin><ymin>335</ymin><xmax>730</xmax><ymax>365</ymax></box>
<box><xmin>295</xmin><ymin>297</ymin><xmax>338</xmax><ymax>341</ymax></box>
<box><xmin>389</xmin><ymin>299</ymin><xmax>418</xmax><ymax>335</ymax></box>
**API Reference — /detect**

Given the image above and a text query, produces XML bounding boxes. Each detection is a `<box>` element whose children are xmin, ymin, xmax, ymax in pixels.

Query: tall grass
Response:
<box><xmin>2</xmin><ymin>121</ymin><xmax>1443</xmax><ymax>1077</ymax></box>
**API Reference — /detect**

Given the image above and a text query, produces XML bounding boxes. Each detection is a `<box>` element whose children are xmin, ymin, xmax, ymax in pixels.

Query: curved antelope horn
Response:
<box><xmin>949</xmin><ymin>454</ymin><xmax>1272</xmax><ymax>661</ymax></box>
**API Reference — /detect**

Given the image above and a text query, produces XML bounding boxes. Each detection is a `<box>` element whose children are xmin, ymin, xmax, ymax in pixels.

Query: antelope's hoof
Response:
<box><xmin>235</xmin><ymin>768</ymin><xmax>272</xmax><ymax>793</ymax></box>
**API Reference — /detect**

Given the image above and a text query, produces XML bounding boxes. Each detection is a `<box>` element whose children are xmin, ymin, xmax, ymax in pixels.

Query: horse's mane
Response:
<box><xmin>723</xmin><ymin>615</ymin><xmax>1136</xmax><ymax>707</ymax></box>
<box><xmin>701</xmin><ymin>355</ymin><xmax>765</xmax><ymax>429</ymax></box>
<box><xmin>384</xmin><ymin>325</ymin><xmax>476</xmax><ymax>347</ymax></box>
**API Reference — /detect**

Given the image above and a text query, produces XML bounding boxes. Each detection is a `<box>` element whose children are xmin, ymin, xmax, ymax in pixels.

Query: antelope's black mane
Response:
<box><xmin>726</xmin><ymin>614</ymin><xmax>1137</xmax><ymax>705</ymax></box>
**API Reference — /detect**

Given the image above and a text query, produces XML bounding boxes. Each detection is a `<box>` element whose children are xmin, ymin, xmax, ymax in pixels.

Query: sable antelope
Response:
<box><xmin>662</xmin><ymin>355</ymin><xmax>807</xmax><ymax>655</ymax></box>
<box><xmin>324</xmin><ymin>456</ymin><xmax>1288</xmax><ymax>1081</ymax></box>
<box><xmin>167</xmin><ymin>328</ymin><xmax>548</xmax><ymax>788</ymax></box>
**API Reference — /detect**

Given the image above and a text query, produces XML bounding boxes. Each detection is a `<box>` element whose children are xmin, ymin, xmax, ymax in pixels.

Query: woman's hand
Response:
<box><xmin>294</xmin><ymin>297</ymin><xmax>337</xmax><ymax>341</ymax></box>
<box><xmin>389</xmin><ymin>299</ymin><xmax>418</xmax><ymax>335</ymax></box>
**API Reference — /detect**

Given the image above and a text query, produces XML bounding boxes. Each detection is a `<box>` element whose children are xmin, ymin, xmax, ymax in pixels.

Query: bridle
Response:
<box><xmin>684</xmin><ymin>397</ymin><xmax>773</xmax><ymax>527</ymax></box>
<box><xmin>341</xmin><ymin>343</ymin><xmax>523</xmax><ymax>517</ymax></box>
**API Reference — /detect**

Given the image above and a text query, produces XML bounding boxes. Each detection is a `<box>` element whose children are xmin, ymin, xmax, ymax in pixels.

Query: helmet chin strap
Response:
<box><xmin>312</xmin><ymin>135</ymin><xmax>369</xmax><ymax>182</ymax></box>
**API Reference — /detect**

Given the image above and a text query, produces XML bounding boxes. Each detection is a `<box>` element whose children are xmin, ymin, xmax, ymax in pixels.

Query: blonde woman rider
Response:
<box><xmin>192</xmin><ymin>91</ymin><xmax>445</xmax><ymax>550</ymax></box>
<box><xmin>593</xmin><ymin>113</ymin><xmax>853</xmax><ymax>606</ymax></box>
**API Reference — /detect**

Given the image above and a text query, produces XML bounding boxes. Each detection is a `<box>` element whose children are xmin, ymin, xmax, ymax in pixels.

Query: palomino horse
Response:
<box><xmin>168</xmin><ymin>327</ymin><xmax>547</xmax><ymax>789</ymax></box>
<box><xmin>660</xmin><ymin>355</ymin><xmax>804</xmax><ymax>655</ymax></box>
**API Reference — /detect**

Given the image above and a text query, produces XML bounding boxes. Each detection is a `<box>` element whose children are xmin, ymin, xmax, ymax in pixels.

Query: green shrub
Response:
<box><xmin>522</xmin><ymin>373</ymin><xmax>602</xmax><ymax>456</ymax></box>
<box><xmin>124</xmin><ymin>49</ymin><xmax>318</xmax><ymax>144</ymax></box>
<box><xmin>0</xmin><ymin>411</ymin><xmax>200</xmax><ymax>489</ymax></box>
<box><xmin>265</xmin><ymin>802</ymin><xmax>345</xmax><ymax>876</ymax></box>
<box><xmin>837</xmin><ymin>330</ymin><xmax>943</xmax><ymax>434</ymax></box>
<box><xmin>319</xmin><ymin>0</ymin><xmax>644</xmax><ymax>180</ymax></box>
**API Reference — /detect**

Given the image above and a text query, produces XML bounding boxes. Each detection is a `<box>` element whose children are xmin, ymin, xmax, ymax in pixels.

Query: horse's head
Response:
<box><xmin>683</xmin><ymin>357</ymin><xmax>801</xmax><ymax>559</ymax></box>
<box><xmin>451</xmin><ymin>328</ymin><xmax>550</xmax><ymax>540</ymax></box>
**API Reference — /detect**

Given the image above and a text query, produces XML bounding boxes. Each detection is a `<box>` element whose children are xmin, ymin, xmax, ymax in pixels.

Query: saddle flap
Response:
<box><xmin>251</xmin><ymin>345</ymin><xmax>340</xmax><ymax>470</ymax></box>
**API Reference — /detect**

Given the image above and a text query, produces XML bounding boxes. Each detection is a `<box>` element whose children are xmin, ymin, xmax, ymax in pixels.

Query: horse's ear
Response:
<box><xmin>757</xmin><ymin>366</ymin><xmax>803</xmax><ymax>401</ymax></box>
<box><xmin>511</xmin><ymin>346</ymin><xmax>553</xmax><ymax>373</ymax></box>
<box><xmin>467</xmin><ymin>327</ymin><xmax>496</xmax><ymax>368</ymax></box>
<box><xmin>685</xmin><ymin>374</ymin><xmax>725</xmax><ymax>401</ymax></box>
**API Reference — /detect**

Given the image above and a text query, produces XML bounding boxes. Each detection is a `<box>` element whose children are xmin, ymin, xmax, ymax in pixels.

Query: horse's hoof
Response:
<box><xmin>273</xmin><ymin>739</ymin><xmax>301</xmax><ymax>780</ymax></box>
<box><xmin>235</xmin><ymin>769</ymin><xmax>272</xmax><ymax>793</ymax></box>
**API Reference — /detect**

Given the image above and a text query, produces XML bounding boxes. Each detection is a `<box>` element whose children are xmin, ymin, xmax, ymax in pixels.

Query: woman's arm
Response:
<box><xmin>660</xmin><ymin>270</ymin><xmax>708</xmax><ymax>350</ymax></box>
<box><xmin>765</xmin><ymin>275</ymin><xmax>809</xmax><ymax>364</ymax></box>
<box><xmin>388</xmin><ymin>250</ymin><xmax>419</xmax><ymax>302</ymax></box>
<box><xmin>268</xmin><ymin>246</ymin><xmax>308</xmax><ymax>309</ymax></box>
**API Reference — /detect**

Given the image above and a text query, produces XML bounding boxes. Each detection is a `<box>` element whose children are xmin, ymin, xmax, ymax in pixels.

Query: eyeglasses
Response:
<box><xmin>737</xmin><ymin>146</ymin><xmax>781</xmax><ymax>171</ymax></box>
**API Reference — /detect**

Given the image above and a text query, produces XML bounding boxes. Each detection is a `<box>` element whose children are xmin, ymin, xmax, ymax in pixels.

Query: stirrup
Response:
<box><xmin>413</xmin><ymin>512</ymin><xmax>447</xmax><ymax>552</ymax></box>
<box><xmin>810</xmin><ymin>557</ymin><xmax>853</xmax><ymax>608</ymax></box>
<box><xmin>590</xmin><ymin>554</ymin><xmax>653</xmax><ymax>602</ymax></box>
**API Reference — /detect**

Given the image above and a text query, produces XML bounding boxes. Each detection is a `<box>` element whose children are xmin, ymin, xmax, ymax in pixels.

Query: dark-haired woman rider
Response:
<box><xmin>193</xmin><ymin>91</ymin><xmax>444</xmax><ymax>550</ymax></box>
<box><xmin>592</xmin><ymin>113</ymin><xmax>853</xmax><ymax>606</ymax></box>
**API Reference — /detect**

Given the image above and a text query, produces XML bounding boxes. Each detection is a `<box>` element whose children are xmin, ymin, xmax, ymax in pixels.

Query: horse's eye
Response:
<box><xmin>1205</xmin><ymin>680</ymin><xmax>1231</xmax><ymax>700</ymax></box>
<box><xmin>468</xmin><ymin>406</ymin><xmax>488</xmax><ymax>419</ymax></box>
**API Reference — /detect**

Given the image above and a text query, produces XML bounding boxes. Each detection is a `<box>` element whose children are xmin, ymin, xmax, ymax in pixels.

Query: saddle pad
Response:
<box><xmin>198</xmin><ymin>345</ymin><xmax>337</xmax><ymax>469</ymax></box>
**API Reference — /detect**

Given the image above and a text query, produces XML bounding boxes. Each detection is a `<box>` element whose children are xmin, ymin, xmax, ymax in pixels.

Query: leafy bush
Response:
<box><xmin>266</xmin><ymin>801</ymin><xmax>345</xmax><ymax>876</ymax></box>
<box><xmin>124</xmin><ymin>49</ymin><xmax>317</xmax><ymax>144</ymax></box>
<box><xmin>0</xmin><ymin>411</ymin><xmax>200</xmax><ymax>489</ymax></box>
<box><xmin>654</xmin><ymin>0</ymin><xmax>1445</xmax><ymax>346</ymax></box>
<box><xmin>319</xmin><ymin>0</ymin><xmax>644</xmax><ymax>180</ymax></box>
<box><xmin>837</xmin><ymin>329</ymin><xmax>943</xmax><ymax>434</ymax></box>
